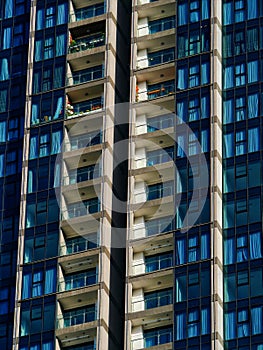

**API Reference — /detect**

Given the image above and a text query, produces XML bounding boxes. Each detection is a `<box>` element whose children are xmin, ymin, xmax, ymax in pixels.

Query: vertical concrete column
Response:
<box><xmin>210</xmin><ymin>1</ymin><xmax>224</xmax><ymax>349</ymax></box>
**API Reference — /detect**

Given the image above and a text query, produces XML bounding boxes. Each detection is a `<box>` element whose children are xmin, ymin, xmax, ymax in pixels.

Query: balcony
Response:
<box><xmin>132</xmin><ymin>252</ymin><xmax>174</xmax><ymax>277</ymax></box>
<box><xmin>132</xmin><ymin>326</ymin><xmax>173</xmax><ymax>350</ymax></box>
<box><xmin>60</xmin><ymin>234</ymin><xmax>99</xmax><ymax>256</ymax></box>
<box><xmin>147</xmin><ymin>81</ymin><xmax>175</xmax><ymax>100</ymax></box>
<box><xmin>146</xmin><ymin>114</ymin><xmax>174</xmax><ymax>133</ymax></box>
<box><xmin>146</xmin><ymin>216</ymin><xmax>173</xmax><ymax>236</ymax></box>
<box><xmin>58</xmin><ymin>270</ymin><xmax>97</xmax><ymax>293</ymax></box>
<box><xmin>137</xmin><ymin>48</ymin><xmax>175</xmax><ymax>69</ymax></box>
<box><xmin>136</xmin><ymin>81</ymin><xmax>175</xmax><ymax>102</ymax></box>
<box><xmin>132</xmin><ymin>216</ymin><xmax>173</xmax><ymax>240</ymax></box>
<box><xmin>66</xmin><ymin>97</ymin><xmax>103</xmax><ymax>119</ymax></box>
<box><xmin>146</xmin><ymin>147</ymin><xmax>174</xmax><ymax>167</ymax></box>
<box><xmin>138</xmin><ymin>16</ymin><xmax>175</xmax><ymax>37</ymax></box>
<box><xmin>68</xmin><ymin>65</ymin><xmax>104</xmax><ymax>86</ymax></box>
<box><xmin>62</xmin><ymin>198</ymin><xmax>100</xmax><ymax>220</ymax></box>
<box><xmin>64</xmin><ymin>130</ymin><xmax>102</xmax><ymax>152</ymax></box>
<box><xmin>68</xmin><ymin>33</ymin><xmax>105</xmax><ymax>54</ymax></box>
<box><xmin>69</xmin><ymin>2</ymin><xmax>105</xmax><ymax>23</ymax></box>
<box><xmin>132</xmin><ymin>288</ymin><xmax>173</xmax><ymax>312</ymax></box>
<box><xmin>63</xmin><ymin>164</ymin><xmax>101</xmax><ymax>186</ymax></box>
<box><xmin>146</xmin><ymin>181</ymin><xmax>174</xmax><ymax>201</ymax></box>
<box><xmin>57</xmin><ymin>305</ymin><xmax>96</xmax><ymax>329</ymax></box>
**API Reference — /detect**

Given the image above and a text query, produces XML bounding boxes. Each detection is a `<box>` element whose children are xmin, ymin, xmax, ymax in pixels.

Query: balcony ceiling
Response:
<box><xmin>136</xmin><ymin>30</ymin><xmax>175</xmax><ymax>51</ymax></box>
<box><xmin>137</xmin><ymin>1</ymin><xmax>176</xmax><ymax>20</ymax></box>
<box><xmin>72</xmin><ymin>0</ymin><xmax>104</xmax><ymax>10</ymax></box>
<box><xmin>68</xmin><ymin>50</ymin><xmax>105</xmax><ymax>71</ymax></box>
<box><xmin>70</xmin><ymin>21</ymin><xmax>105</xmax><ymax>38</ymax></box>
<box><xmin>136</xmin><ymin>63</ymin><xmax>175</xmax><ymax>84</ymax></box>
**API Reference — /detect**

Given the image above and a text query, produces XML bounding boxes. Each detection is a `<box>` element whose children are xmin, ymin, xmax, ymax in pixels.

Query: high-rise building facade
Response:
<box><xmin>0</xmin><ymin>1</ymin><xmax>263</xmax><ymax>350</ymax></box>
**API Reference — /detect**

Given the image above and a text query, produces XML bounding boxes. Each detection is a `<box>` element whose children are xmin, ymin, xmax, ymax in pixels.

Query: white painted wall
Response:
<box><xmin>136</xmin><ymin>114</ymin><xmax>147</xmax><ymax>135</ymax></box>
<box><xmin>133</xmin><ymin>251</ymin><xmax>145</xmax><ymax>275</ymax></box>
<box><xmin>133</xmin><ymin>217</ymin><xmax>146</xmax><ymax>240</ymax></box>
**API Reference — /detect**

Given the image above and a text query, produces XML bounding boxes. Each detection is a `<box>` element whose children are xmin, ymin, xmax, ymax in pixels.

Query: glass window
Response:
<box><xmin>24</xmin><ymin>230</ymin><xmax>58</xmax><ymax>263</ymax></box>
<box><xmin>188</xmin><ymin>309</ymin><xmax>199</xmax><ymax>337</ymax></box>
<box><xmin>145</xmin><ymin>252</ymin><xmax>173</xmax><ymax>273</ymax></box>
<box><xmin>144</xmin><ymin>326</ymin><xmax>172</xmax><ymax>347</ymax></box>
<box><xmin>8</xmin><ymin>118</ymin><xmax>19</xmax><ymax>141</ymax></box>
<box><xmin>148</xmin><ymin>48</ymin><xmax>174</xmax><ymax>66</ymax></box>
<box><xmin>13</xmin><ymin>23</ymin><xmax>24</xmax><ymax>46</ymax></box>
<box><xmin>144</xmin><ymin>288</ymin><xmax>173</xmax><ymax>309</ymax></box>
<box><xmin>189</xmin><ymin>31</ymin><xmax>201</xmax><ymax>55</ymax></box>
<box><xmin>237</xmin><ymin>309</ymin><xmax>249</xmax><ymax>338</ymax></box>
<box><xmin>235</xmin><ymin>96</ymin><xmax>246</xmax><ymax>121</ymax></box>
<box><xmin>0</xmin><ymin>288</ymin><xmax>8</xmax><ymax>315</ymax></box>
<box><xmin>5</xmin><ymin>150</ymin><xmax>18</xmax><ymax>176</ymax></box>
<box><xmin>188</xmin><ymin>236</ymin><xmax>199</xmax><ymax>262</ymax></box>
<box><xmin>190</xmin><ymin>1</ymin><xmax>200</xmax><ymax>22</ymax></box>
<box><xmin>45</xmin><ymin>6</ymin><xmax>55</xmax><ymax>28</ymax></box>
<box><xmin>44</xmin><ymin>36</ymin><xmax>54</xmax><ymax>60</ymax></box>
<box><xmin>237</xmin><ymin>270</ymin><xmax>249</xmax><ymax>299</ymax></box>
<box><xmin>148</xmin><ymin>16</ymin><xmax>175</xmax><ymax>34</ymax></box>
<box><xmin>247</xmin><ymin>27</ymin><xmax>259</xmax><ymax>52</ymax></box>
<box><xmin>235</xmin><ymin>0</ymin><xmax>245</xmax><ymax>22</ymax></box>
<box><xmin>15</xmin><ymin>0</ymin><xmax>25</xmax><ymax>15</ymax></box>
<box><xmin>175</xmin><ymin>306</ymin><xmax>210</xmax><ymax>340</ymax></box>
<box><xmin>235</xmin><ymin>30</ymin><xmax>246</xmax><ymax>55</ymax></box>
<box><xmin>235</xmin><ymin>63</ymin><xmax>246</xmax><ymax>86</ymax></box>
<box><xmin>237</xmin><ymin>235</ymin><xmax>248</xmax><ymax>262</ymax></box>
<box><xmin>21</xmin><ymin>303</ymin><xmax>55</xmax><ymax>336</ymax></box>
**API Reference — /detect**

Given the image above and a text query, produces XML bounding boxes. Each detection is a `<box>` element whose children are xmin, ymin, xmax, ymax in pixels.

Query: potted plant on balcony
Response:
<box><xmin>70</xmin><ymin>39</ymin><xmax>77</xmax><ymax>47</ymax></box>
<box><xmin>66</xmin><ymin>103</ymin><xmax>74</xmax><ymax>117</ymax></box>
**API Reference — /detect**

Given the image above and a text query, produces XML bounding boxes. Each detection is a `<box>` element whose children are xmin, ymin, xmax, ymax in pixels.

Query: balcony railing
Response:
<box><xmin>62</xmin><ymin>199</ymin><xmax>100</xmax><ymax>220</ymax></box>
<box><xmin>132</xmin><ymin>292</ymin><xmax>173</xmax><ymax>312</ymax></box>
<box><xmin>147</xmin><ymin>81</ymin><xmax>175</xmax><ymax>100</ymax></box>
<box><xmin>138</xmin><ymin>16</ymin><xmax>175</xmax><ymax>36</ymax></box>
<box><xmin>63</xmin><ymin>164</ymin><xmax>101</xmax><ymax>185</ymax></box>
<box><xmin>132</xmin><ymin>216</ymin><xmax>173</xmax><ymax>240</ymax></box>
<box><xmin>132</xmin><ymin>254</ymin><xmax>173</xmax><ymax>274</ymax></box>
<box><xmin>67</xmin><ymin>65</ymin><xmax>104</xmax><ymax>86</ymax></box>
<box><xmin>146</xmin><ymin>147</ymin><xmax>174</xmax><ymax>167</ymax></box>
<box><xmin>147</xmin><ymin>114</ymin><xmax>174</xmax><ymax>132</ymax></box>
<box><xmin>131</xmin><ymin>329</ymin><xmax>173</xmax><ymax>349</ymax></box>
<box><xmin>145</xmin><ymin>216</ymin><xmax>173</xmax><ymax>236</ymax></box>
<box><xmin>58</xmin><ymin>271</ymin><xmax>97</xmax><ymax>292</ymax></box>
<box><xmin>133</xmin><ymin>182</ymin><xmax>173</xmax><ymax>203</ymax></box>
<box><xmin>137</xmin><ymin>48</ymin><xmax>175</xmax><ymax>69</ymax></box>
<box><xmin>149</xmin><ymin>16</ymin><xmax>175</xmax><ymax>34</ymax></box>
<box><xmin>145</xmin><ymin>254</ymin><xmax>173</xmax><ymax>273</ymax></box>
<box><xmin>60</xmin><ymin>235</ymin><xmax>99</xmax><ymax>256</ymax></box>
<box><xmin>64</xmin><ymin>343</ymin><xmax>95</xmax><ymax>350</ymax></box>
<box><xmin>57</xmin><ymin>306</ymin><xmax>96</xmax><ymax>329</ymax></box>
<box><xmin>68</xmin><ymin>33</ymin><xmax>105</xmax><ymax>54</ymax></box>
<box><xmin>147</xmin><ymin>182</ymin><xmax>174</xmax><ymax>201</ymax></box>
<box><xmin>70</xmin><ymin>3</ymin><xmax>105</xmax><ymax>22</ymax></box>
<box><xmin>64</xmin><ymin>131</ymin><xmax>102</xmax><ymax>152</ymax></box>
<box><xmin>66</xmin><ymin>97</ymin><xmax>103</xmax><ymax>119</ymax></box>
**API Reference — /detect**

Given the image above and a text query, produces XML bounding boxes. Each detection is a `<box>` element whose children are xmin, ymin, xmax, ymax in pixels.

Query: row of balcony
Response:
<box><xmin>68</xmin><ymin>2</ymin><xmax>175</xmax><ymax>37</ymax></box>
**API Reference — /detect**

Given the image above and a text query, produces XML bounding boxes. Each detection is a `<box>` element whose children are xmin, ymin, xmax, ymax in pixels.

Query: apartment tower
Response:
<box><xmin>0</xmin><ymin>1</ymin><xmax>262</xmax><ymax>350</ymax></box>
